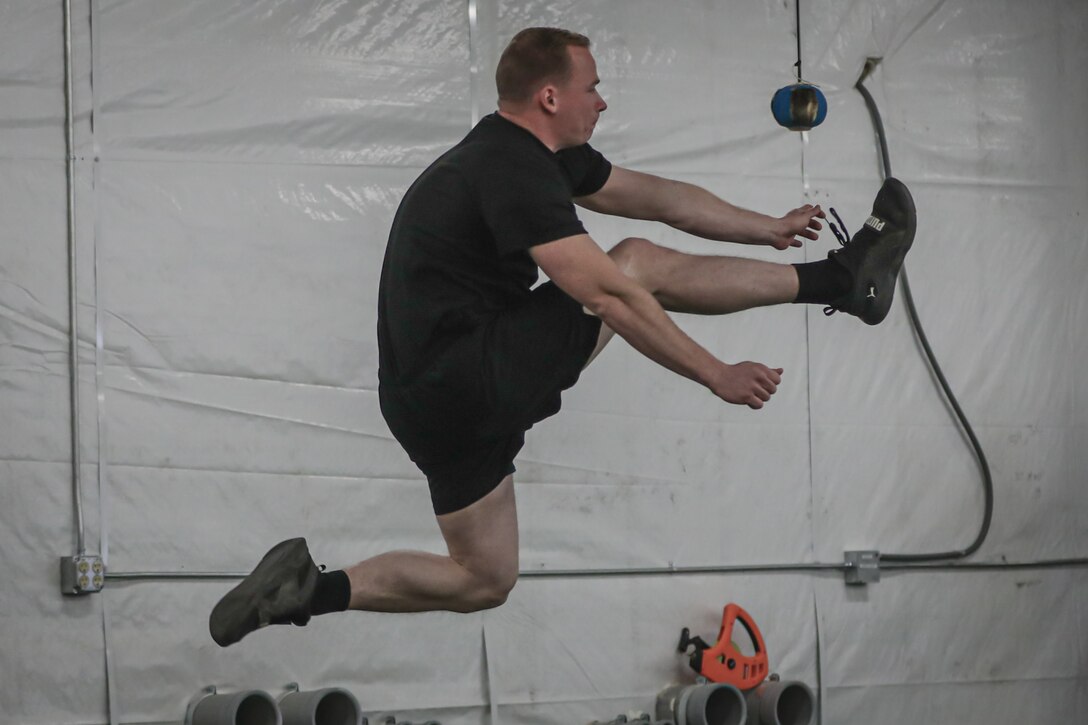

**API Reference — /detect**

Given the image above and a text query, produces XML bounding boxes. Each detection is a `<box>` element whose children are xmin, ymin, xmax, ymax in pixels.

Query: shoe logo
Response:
<box><xmin>865</xmin><ymin>215</ymin><xmax>886</xmax><ymax>232</ymax></box>
<box><xmin>867</xmin><ymin>285</ymin><xmax>877</xmax><ymax>299</ymax></box>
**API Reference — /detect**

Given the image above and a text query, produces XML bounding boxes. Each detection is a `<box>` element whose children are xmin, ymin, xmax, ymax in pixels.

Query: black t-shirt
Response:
<box><xmin>377</xmin><ymin>113</ymin><xmax>612</xmax><ymax>384</ymax></box>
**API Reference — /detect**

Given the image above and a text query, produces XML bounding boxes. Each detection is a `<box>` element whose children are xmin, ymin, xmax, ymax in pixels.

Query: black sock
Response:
<box><xmin>309</xmin><ymin>569</ymin><xmax>351</xmax><ymax>616</ymax></box>
<box><xmin>792</xmin><ymin>259</ymin><xmax>852</xmax><ymax>305</ymax></box>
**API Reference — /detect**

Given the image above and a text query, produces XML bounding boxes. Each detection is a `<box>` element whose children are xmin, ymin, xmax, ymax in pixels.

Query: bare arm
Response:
<box><xmin>577</xmin><ymin>166</ymin><xmax>824</xmax><ymax>249</ymax></box>
<box><xmin>530</xmin><ymin>233</ymin><xmax>782</xmax><ymax>409</ymax></box>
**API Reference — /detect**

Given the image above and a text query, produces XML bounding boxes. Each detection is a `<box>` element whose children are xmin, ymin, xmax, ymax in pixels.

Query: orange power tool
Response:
<box><xmin>677</xmin><ymin>603</ymin><xmax>769</xmax><ymax>690</ymax></box>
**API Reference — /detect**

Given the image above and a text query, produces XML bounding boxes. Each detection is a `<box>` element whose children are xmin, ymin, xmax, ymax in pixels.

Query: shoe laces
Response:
<box><xmin>828</xmin><ymin>207</ymin><xmax>851</xmax><ymax>246</ymax></box>
<box><xmin>824</xmin><ymin>207</ymin><xmax>852</xmax><ymax>316</ymax></box>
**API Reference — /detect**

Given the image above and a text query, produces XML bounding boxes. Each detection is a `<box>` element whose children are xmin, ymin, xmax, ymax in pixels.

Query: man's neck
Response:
<box><xmin>497</xmin><ymin>109</ymin><xmax>561</xmax><ymax>152</ymax></box>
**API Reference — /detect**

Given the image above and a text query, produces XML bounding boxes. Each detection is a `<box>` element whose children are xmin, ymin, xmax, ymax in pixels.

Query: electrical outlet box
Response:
<box><xmin>60</xmin><ymin>555</ymin><xmax>105</xmax><ymax>595</ymax></box>
<box><xmin>844</xmin><ymin>550</ymin><xmax>880</xmax><ymax>585</ymax></box>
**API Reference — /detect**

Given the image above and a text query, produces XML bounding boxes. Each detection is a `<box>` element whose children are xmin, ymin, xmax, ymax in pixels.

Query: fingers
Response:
<box><xmin>758</xmin><ymin>376</ymin><xmax>777</xmax><ymax>397</ymax></box>
<box><xmin>801</xmin><ymin>208</ymin><xmax>823</xmax><ymax>237</ymax></box>
<box><xmin>719</xmin><ymin>363</ymin><xmax>784</xmax><ymax>409</ymax></box>
<box><xmin>794</xmin><ymin>203</ymin><xmax>826</xmax><ymax>219</ymax></box>
<box><xmin>781</xmin><ymin>205</ymin><xmax>824</xmax><ymax>247</ymax></box>
<box><xmin>746</xmin><ymin>365</ymin><xmax>783</xmax><ymax>408</ymax></box>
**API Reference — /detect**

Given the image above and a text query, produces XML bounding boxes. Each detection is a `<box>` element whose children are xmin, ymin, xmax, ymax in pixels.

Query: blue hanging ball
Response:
<box><xmin>771</xmin><ymin>83</ymin><xmax>827</xmax><ymax>131</ymax></box>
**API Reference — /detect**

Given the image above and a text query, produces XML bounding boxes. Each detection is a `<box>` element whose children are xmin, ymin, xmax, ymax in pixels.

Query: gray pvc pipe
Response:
<box><xmin>744</xmin><ymin>681</ymin><xmax>815</xmax><ymax>725</ymax></box>
<box><xmin>656</xmin><ymin>683</ymin><xmax>747</xmax><ymax>725</ymax></box>
<box><xmin>190</xmin><ymin>691</ymin><xmax>282</xmax><ymax>725</ymax></box>
<box><xmin>279</xmin><ymin>688</ymin><xmax>362</xmax><ymax>725</ymax></box>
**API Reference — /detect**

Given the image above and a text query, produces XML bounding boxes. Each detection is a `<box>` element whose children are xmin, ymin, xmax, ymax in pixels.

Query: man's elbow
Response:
<box><xmin>581</xmin><ymin>290</ymin><xmax>616</xmax><ymax>320</ymax></box>
<box><xmin>582</xmin><ymin>288</ymin><xmax>634</xmax><ymax>329</ymax></box>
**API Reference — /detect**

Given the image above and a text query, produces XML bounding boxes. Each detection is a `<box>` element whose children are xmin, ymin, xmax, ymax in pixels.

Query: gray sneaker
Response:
<box><xmin>826</xmin><ymin>177</ymin><xmax>917</xmax><ymax>325</ymax></box>
<box><xmin>209</xmin><ymin>537</ymin><xmax>319</xmax><ymax>647</ymax></box>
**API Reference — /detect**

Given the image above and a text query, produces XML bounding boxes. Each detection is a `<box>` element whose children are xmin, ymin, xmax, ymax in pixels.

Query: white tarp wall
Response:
<box><xmin>1</xmin><ymin>0</ymin><xmax>1086</xmax><ymax>723</ymax></box>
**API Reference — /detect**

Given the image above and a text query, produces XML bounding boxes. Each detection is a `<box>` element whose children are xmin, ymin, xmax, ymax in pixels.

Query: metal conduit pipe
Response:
<box><xmin>103</xmin><ymin>557</ymin><xmax>1088</xmax><ymax>584</ymax></box>
<box><xmin>103</xmin><ymin>564</ymin><xmax>846</xmax><ymax>582</ymax></box>
<box><xmin>520</xmin><ymin>563</ymin><xmax>847</xmax><ymax>578</ymax></box>
<box><xmin>467</xmin><ymin>0</ymin><xmax>480</xmax><ymax>127</ymax></box>
<box><xmin>62</xmin><ymin>0</ymin><xmax>86</xmax><ymax>556</ymax></box>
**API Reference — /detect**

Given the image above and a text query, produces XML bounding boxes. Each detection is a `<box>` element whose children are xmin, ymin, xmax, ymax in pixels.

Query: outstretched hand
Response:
<box><xmin>769</xmin><ymin>204</ymin><xmax>825</xmax><ymax>250</ymax></box>
<box><xmin>709</xmin><ymin>362</ymin><xmax>784</xmax><ymax>409</ymax></box>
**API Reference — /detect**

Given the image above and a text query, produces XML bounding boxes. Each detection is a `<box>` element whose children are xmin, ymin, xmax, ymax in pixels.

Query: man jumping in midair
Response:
<box><xmin>210</xmin><ymin>27</ymin><xmax>915</xmax><ymax>646</ymax></box>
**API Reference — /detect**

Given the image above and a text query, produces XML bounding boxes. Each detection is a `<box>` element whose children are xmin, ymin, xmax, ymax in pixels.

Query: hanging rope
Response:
<box><xmin>794</xmin><ymin>0</ymin><xmax>803</xmax><ymax>82</ymax></box>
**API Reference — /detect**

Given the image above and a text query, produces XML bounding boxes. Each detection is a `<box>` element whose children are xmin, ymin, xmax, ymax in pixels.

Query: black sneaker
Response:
<box><xmin>825</xmin><ymin>177</ymin><xmax>916</xmax><ymax>325</ymax></box>
<box><xmin>209</xmin><ymin>537</ymin><xmax>319</xmax><ymax>647</ymax></box>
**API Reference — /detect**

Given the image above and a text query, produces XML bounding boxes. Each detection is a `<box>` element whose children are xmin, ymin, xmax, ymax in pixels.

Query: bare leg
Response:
<box><xmin>611</xmin><ymin>236</ymin><xmax>798</xmax><ymax>314</ymax></box>
<box><xmin>343</xmin><ymin>475</ymin><xmax>519</xmax><ymax>613</ymax></box>
<box><xmin>584</xmin><ymin>236</ymin><xmax>799</xmax><ymax>365</ymax></box>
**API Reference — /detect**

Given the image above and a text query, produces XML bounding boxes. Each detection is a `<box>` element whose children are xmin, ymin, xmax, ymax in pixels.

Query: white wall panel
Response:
<box><xmin>95</xmin><ymin>162</ymin><xmax>400</xmax><ymax>386</ymax></box>
<box><xmin>0</xmin><ymin>160</ymin><xmax>91</xmax><ymax>463</ymax></box>
<box><xmin>95</xmin><ymin>0</ymin><xmax>472</xmax><ymax>165</ymax></box>
<box><xmin>0</xmin><ymin>461</ymin><xmax>106</xmax><ymax>723</ymax></box>
<box><xmin>825</xmin><ymin>678</ymin><xmax>1087</xmax><ymax>725</ymax></box>
<box><xmin>818</xmin><ymin>574</ymin><xmax>1088</xmax><ymax>723</ymax></box>
<box><xmin>0</xmin><ymin>2</ymin><xmax>66</xmax><ymax>159</ymax></box>
<box><xmin>817</xmin><ymin>573</ymin><xmax>1083</xmax><ymax>687</ymax></box>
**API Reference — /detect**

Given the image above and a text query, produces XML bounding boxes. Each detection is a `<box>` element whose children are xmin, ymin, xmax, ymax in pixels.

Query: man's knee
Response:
<box><xmin>449</xmin><ymin>539</ymin><xmax>519</xmax><ymax>612</ymax></box>
<box><xmin>608</xmin><ymin>236</ymin><xmax>671</xmax><ymax>291</ymax></box>
<box><xmin>608</xmin><ymin>236</ymin><xmax>655</xmax><ymax>274</ymax></box>
<box><xmin>460</xmin><ymin>566</ymin><xmax>518</xmax><ymax>612</ymax></box>
<box><xmin>476</xmin><ymin>572</ymin><xmax>518</xmax><ymax>610</ymax></box>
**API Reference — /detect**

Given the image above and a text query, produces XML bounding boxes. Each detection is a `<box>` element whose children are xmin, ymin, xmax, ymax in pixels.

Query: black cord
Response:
<box><xmin>795</xmin><ymin>0</ymin><xmax>803</xmax><ymax>82</ymax></box>
<box><xmin>854</xmin><ymin>71</ymin><xmax>994</xmax><ymax>562</ymax></box>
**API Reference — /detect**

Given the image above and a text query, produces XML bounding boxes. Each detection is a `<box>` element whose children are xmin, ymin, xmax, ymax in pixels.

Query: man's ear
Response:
<box><xmin>537</xmin><ymin>84</ymin><xmax>559</xmax><ymax>115</ymax></box>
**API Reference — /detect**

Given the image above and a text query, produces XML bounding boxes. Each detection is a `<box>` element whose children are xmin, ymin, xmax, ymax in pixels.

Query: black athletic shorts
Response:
<box><xmin>379</xmin><ymin>282</ymin><xmax>603</xmax><ymax>515</ymax></box>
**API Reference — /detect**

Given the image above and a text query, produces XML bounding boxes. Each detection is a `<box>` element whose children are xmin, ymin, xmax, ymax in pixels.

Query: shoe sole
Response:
<box><xmin>837</xmin><ymin>177</ymin><xmax>917</xmax><ymax>325</ymax></box>
<box><xmin>208</xmin><ymin>537</ymin><xmax>316</xmax><ymax>647</ymax></box>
